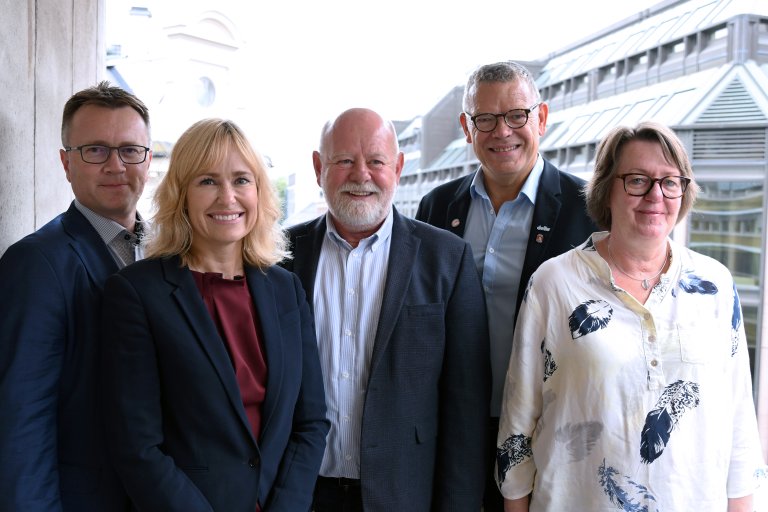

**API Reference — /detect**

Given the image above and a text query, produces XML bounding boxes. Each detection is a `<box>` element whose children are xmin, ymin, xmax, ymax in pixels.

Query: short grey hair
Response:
<box><xmin>462</xmin><ymin>61</ymin><xmax>541</xmax><ymax>113</ymax></box>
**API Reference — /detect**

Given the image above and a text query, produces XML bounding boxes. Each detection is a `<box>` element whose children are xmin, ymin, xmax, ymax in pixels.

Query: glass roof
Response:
<box><xmin>423</xmin><ymin>138</ymin><xmax>475</xmax><ymax>171</ymax></box>
<box><xmin>541</xmin><ymin>65</ymin><xmax>723</xmax><ymax>149</ymax></box>
<box><xmin>537</xmin><ymin>0</ymin><xmax>768</xmax><ymax>89</ymax></box>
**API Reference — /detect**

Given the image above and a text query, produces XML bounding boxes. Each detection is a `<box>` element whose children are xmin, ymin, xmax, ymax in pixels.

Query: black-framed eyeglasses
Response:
<box><xmin>467</xmin><ymin>103</ymin><xmax>540</xmax><ymax>132</ymax></box>
<box><xmin>64</xmin><ymin>144</ymin><xmax>150</xmax><ymax>164</ymax></box>
<box><xmin>616</xmin><ymin>173</ymin><xmax>690</xmax><ymax>199</ymax></box>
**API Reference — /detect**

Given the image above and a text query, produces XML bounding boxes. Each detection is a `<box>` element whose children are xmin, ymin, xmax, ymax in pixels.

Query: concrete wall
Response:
<box><xmin>0</xmin><ymin>0</ymin><xmax>104</xmax><ymax>255</ymax></box>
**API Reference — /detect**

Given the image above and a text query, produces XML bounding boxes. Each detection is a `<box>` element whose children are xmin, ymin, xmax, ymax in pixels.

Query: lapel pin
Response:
<box><xmin>451</xmin><ymin>218</ymin><xmax>461</xmax><ymax>228</ymax></box>
<box><xmin>536</xmin><ymin>234</ymin><xmax>544</xmax><ymax>244</ymax></box>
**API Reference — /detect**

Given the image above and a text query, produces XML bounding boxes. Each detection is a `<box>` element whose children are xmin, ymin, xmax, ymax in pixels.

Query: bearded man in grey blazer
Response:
<box><xmin>282</xmin><ymin>107</ymin><xmax>489</xmax><ymax>512</ymax></box>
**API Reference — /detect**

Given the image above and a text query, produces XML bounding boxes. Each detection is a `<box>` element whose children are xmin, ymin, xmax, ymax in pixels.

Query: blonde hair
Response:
<box><xmin>147</xmin><ymin>118</ymin><xmax>288</xmax><ymax>268</ymax></box>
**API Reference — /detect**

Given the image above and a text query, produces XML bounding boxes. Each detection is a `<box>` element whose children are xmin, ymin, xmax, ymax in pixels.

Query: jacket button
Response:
<box><xmin>248</xmin><ymin>457</ymin><xmax>259</xmax><ymax>468</ymax></box>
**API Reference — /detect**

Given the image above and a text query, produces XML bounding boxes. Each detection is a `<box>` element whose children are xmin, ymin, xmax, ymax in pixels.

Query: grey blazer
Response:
<box><xmin>283</xmin><ymin>209</ymin><xmax>490</xmax><ymax>511</ymax></box>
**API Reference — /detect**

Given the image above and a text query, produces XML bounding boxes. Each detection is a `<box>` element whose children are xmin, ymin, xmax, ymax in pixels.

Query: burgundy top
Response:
<box><xmin>191</xmin><ymin>271</ymin><xmax>268</xmax><ymax>440</ymax></box>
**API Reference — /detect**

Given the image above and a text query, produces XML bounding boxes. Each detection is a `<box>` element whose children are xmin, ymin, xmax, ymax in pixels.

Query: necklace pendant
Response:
<box><xmin>641</xmin><ymin>279</ymin><xmax>650</xmax><ymax>290</ymax></box>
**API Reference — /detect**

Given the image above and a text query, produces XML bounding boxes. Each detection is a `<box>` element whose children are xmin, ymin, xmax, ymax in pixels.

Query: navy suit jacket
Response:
<box><xmin>416</xmin><ymin>160</ymin><xmax>598</xmax><ymax>320</ymax></box>
<box><xmin>282</xmin><ymin>209</ymin><xmax>490</xmax><ymax>511</ymax></box>
<box><xmin>0</xmin><ymin>203</ymin><xmax>130</xmax><ymax>511</ymax></box>
<box><xmin>102</xmin><ymin>256</ymin><xmax>329</xmax><ymax>512</ymax></box>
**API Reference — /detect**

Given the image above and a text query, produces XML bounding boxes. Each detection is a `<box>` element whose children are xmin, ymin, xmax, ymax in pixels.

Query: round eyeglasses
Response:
<box><xmin>468</xmin><ymin>103</ymin><xmax>540</xmax><ymax>132</ymax></box>
<box><xmin>65</xmin><ymin>144</ymin><xmax>150</xmax><ymax>164</ymax></box>
<box><xmin>616</xmin><ymin>173</ymin><xmax>690</xmax><ymax>199</ymax></box>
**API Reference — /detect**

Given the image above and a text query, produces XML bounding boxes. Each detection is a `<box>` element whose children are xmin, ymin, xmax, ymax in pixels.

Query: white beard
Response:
<box><xmin>324</xmin><ymin>183</ymin><xmax>393</xmax><ymax>231</ymax></box>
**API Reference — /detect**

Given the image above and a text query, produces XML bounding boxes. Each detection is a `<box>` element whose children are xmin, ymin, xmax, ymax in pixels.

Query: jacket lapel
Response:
<box><xmin>368</xmin><ymin>210</ymin><xmax>418</xmax><ymax>376</ymax></box>
<box><xmin>445</xmin><ymin>173</ymin><xmax>474</xmax><ymax>237</ymax></box>
<box><xmin>61</xmin><ymin>204</ymin><xmax>119</xmax><ymax>288</ymax></box>
<box><xmin>523</xmin><ymin>161</ymin><xmax>563</xmax><ymax>274</ymax></box>
<box><xmin>515</xmin><ymin>161</ymin><xmax>564</xmax><ymax>314</ymax></box>
<box><xmin>244</xmin><ymin>268</ymin><xmax>282</xmax><ymax>439</ymax></box>
<box><xmin>161</xmin><ymin>257</ymin><xmax>255</xmax><ymax>443</ymax></box>
<box><xmin>289</xmin><ymin>217</ymin><xmax>326</xmax><ymax>316</ymax></box>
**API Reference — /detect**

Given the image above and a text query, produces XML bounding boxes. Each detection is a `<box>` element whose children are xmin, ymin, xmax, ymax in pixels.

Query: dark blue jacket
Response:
<box><xmin>101</xmin><ymin>256</ymin><xmax>329</xmax><ymax>512</ymax></box>
<box><xmin>0</xmin><ymin>203</ymin><xmax>130</xmax><ymax>511</ymax></box>
<box><xmin>416</xmin><ymin>160</ymin><xmax>598</xmax><ymax>319</ymax></box>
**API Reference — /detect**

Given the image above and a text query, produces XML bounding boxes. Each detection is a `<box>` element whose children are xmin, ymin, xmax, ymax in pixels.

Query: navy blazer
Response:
<box><xmin>0</xmin><ymin>203</ymin><xmax>130</xmax><ymax>511</ymax></box>
<box><xmin>416</xmin><ymin>160</ymin><xmax>598</xmax><ymax>319</ymax></box>
<box><xmin>101</xmin><ymin>256</ymin><xmax>329</xmax><ymax>512</ymax></box>
<box><xmin>282</xmin><ymin>209</ymin><xmax>490</xmax><ymax>511</ymax></box>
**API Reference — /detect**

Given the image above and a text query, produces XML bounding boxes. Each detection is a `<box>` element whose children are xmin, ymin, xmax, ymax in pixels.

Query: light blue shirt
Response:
<box><xmin>464</xmin><ymin>155</ymin><xmax>544</xmax><ymax>416</ymax></box>
<box><xmin>314</xmin><ymin>210</ymin><xmax>393</xmax><ymax>478</ymax></box>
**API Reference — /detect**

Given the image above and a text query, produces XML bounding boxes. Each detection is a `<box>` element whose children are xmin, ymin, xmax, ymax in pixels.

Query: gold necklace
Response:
<box><xmin>607</xmin><ymin>238</ymin><xmax>668</xmax><ymax>290</ymax></box>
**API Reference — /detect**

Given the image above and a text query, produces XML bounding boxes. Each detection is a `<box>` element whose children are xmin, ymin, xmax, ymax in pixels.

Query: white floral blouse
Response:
<box><xmin>496</xmin><ymin>231</ymin><xmax>766</xmax><ymax>511</ymax></box>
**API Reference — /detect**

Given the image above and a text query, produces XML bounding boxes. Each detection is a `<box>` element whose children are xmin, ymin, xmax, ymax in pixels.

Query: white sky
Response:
<box><xmin>109</xmin><ymin>0</ymin><xmax>656</xmax><ymax>175</ymax></box>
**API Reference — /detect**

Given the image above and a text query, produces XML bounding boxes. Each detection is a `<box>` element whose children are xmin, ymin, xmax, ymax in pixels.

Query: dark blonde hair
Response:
<box><xmin>586</xmin><ymin>121</ymin><xmax>699</xmax><ymax>230</ymax></box>
<box><xmin>147</xmin><ymin>118</ymin><xmax>288</xmax><ymax>268</ymax></box>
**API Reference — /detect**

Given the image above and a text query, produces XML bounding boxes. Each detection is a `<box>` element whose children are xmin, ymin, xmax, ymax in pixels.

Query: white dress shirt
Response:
<box><xmin>314</xmin><ymin>210</ymin><xmax>393</xmax><ymax>478</ymax></box>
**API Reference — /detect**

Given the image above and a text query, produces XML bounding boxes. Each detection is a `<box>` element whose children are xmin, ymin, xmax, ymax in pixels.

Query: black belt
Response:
<box><xmin>317</xmin><ymin>476</ymin><xmax>361</xmax><ymax>487</ymax></box>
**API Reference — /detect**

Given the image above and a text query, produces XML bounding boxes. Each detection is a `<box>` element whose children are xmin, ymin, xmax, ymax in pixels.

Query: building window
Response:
<box><xmin>661</xmin><ymin>39</ymin><xmax>685</xmax><ymax>62</ymax></box>
<box><xmin>702</xmin><ymin>24</ymin><xmax>728</xmax><ymax>48</ymax></box>
<box><xmin>712</xmin><ymin>26</ymin><xmax>728</xmax><ymax>40</ymax></box>
<box><xmin>627</xmin><ymin>53</ymin><xmax>650</xmax><ymax>74</ymax></box>
<box><xmin>599</xmin><ymin>63</ymin><xmax>616</xmax><ymax>82</ymax></box>
<box><xmin>689</xmin><ymin>179</ymin><xmax>764</xmax><ymax>289</ymax></box>
<box><xmin>744</xmin><ymin>304</ymin><xmax>759</xmax><ymax>375</ymax></box>
<box><xmin>689</xmin><ymin>179</ymin><xmax>764</xmax><ymax>378</ymax></box>
<box><xmin>196</xmin><ymin>76</ymin><xmax>216</xmax><ymax>107</ymax></box>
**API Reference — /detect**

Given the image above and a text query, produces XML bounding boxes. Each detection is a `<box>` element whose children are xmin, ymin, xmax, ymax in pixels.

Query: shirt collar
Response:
<box><xmin>324</xmin><ymin>208</ymin><xmax>394</xmax><ymax>252</ymax></box>
<box><xmin>470</xmin><ymin>153</ymin><xmax>544</xmax><ymax>206</ymax></box>
<box><xmin>73</xmin><ymin>199</ymin><xmax>144</xmax><ymax>245</ymax></box>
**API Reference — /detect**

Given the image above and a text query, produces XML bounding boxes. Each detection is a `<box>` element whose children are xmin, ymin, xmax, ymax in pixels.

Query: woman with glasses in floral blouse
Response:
<box><xmin>496</xmin><ymin>121</ymin><xmax>764</xmax><ymax>512</ymax></box>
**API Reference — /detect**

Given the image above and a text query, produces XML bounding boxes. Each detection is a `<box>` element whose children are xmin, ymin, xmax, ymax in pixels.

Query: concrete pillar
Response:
<box><xmin>0</xmin><ymin>0</ymin><xmax>105</xmax><ymax>255</ymax></box>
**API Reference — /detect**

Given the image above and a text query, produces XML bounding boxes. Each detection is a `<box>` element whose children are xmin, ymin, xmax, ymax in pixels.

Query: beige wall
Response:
<box><xmin>0</xmin><ymin>0</ymin><xmax>105</xmax><ymax>255</ymax></box>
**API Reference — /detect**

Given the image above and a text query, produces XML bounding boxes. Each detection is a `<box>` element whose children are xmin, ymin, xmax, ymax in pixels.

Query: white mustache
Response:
<box><xmin>339</xmin><ymin>184</ymin><xmax>381</xmax><ymax>194</ymax></box>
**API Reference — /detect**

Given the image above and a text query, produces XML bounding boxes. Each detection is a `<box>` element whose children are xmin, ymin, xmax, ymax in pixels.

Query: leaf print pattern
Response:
<box><xmin>555</xmin><ymin>421</ymin><xmax>603</xmax><ymax>463</ymax></box>
<box><xmin>541</xmin><ymin>339</ymin><xmax>557</xmax><ymax>382</ymax></box>
<box><xmin>569</xmin><ymin>299</ymin><xmax>613</xmax><ymax>340</ymax></box>
<box><xmin>640</xmin><ymin>380</ymin><xmax>700</xmax><ymax>464</ymax></box>
<box><xmin>497</xmin><ymin>434</ymin><xmax>532</xmax><ymax>484</ymax></box>
<box><xmin>678</xmin><ymin>272</ymin><xmax>718</xmax><ymax>295</ymax></box>
<box><xmin>731</xmin><ymin>284</ymin><xmax>742</xmax><ymax>357</ymax></box>
<box><xmin>598</xmin><ymin>460</ymin><xmax>659</xmax><ymax>512</ymax></box>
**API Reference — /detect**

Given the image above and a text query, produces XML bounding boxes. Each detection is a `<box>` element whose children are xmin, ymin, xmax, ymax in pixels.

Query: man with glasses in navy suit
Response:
<box><xmin>416</xmin><ymin>61</ymin><xmax>597</xmax><ymax>510</ymax></box>
<box><xmin>0</xmin><ymin>81</ymin><xmax>151</xmax><ymax>511</ymax></box>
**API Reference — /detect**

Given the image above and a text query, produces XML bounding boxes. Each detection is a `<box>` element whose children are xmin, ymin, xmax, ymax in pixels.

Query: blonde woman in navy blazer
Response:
<box><xmin>102</xmin><ymin>119</ymin><xmax>328</xmax><ymax>512</ymax></box>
